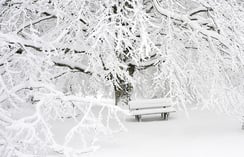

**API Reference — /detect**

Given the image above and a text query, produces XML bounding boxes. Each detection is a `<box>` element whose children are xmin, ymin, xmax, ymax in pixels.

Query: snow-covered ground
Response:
<box><xmin>88</xmin><ymin>108</ymin><xmax>244</xmax><ymax>157</ymax></box>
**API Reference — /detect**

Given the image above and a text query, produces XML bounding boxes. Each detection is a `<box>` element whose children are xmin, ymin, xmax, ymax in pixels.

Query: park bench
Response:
<box><xmin>128</xmin><ymin>98</ymin><xmax>176</xmax><ymax>122</ymax></box>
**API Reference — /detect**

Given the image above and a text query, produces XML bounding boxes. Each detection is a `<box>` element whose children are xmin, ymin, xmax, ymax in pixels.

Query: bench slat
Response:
<box><xmin>129</xmin><ymin>98</ymin><xmax>172</xmax><ymax>110</ymax></box>
<box><xmin>130</xmin><ymin>107</ymin><xmax>176</xmax><ymax>116</ymax></box>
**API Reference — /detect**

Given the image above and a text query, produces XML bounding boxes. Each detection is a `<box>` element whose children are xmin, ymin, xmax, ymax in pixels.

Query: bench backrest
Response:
<box><xmin>129</xmin><ymin>98</ymin><xmax>173</xmax><ymax>110</ymax></box>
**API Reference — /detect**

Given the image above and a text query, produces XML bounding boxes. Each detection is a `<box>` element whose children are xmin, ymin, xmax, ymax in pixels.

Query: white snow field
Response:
<box><xmin>87</xmin><ymin>108</ymin><xmax>244</xmax><ymax>157</ymax></box>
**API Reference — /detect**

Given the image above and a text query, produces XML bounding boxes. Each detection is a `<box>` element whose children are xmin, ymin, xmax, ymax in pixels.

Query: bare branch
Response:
<box><xmin>52</xmin><ymin>58</ymin><xmax>92</xmax><ymax>75</ymax></box>
<box><xmin>189</xmin><ymin>7</ymin><xmax>208</xmax><ymax>16</ymax></box>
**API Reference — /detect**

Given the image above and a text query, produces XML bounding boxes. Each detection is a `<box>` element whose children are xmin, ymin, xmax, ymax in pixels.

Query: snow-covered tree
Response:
<box><xmin>0</xmin><ymin>0</ymin><xmax>244</xmax><ymax>156</ymax></box>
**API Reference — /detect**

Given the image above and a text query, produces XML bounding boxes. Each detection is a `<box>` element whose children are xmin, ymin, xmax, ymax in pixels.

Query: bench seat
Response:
<box><xmin>130</xmin><ymin>107</ymin><xmax>175</xmax><ymax>116</ymax></box>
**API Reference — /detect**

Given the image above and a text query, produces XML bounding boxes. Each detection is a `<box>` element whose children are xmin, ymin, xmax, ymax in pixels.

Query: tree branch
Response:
<box><xmin>152</xmin><ymin>0</ymin><xmax>230</xmax><ymax>48</ymax></box>
<box><xmin>188</xmin><ymin>7</ymin><xmax>208</xmax><ymax>16</ymax></box>
<box><xmin>52</xmin><ymin>58</ymin><xmax>92</xmax><ymax>75</ymax></box>
<box><xmin>128</xmin><ymin>54</ymin><xmax>163</xmax><ymax>70</ymax></box>
<box><xmin>16</xmin><ymin>15</ymin><xmax>57</xmax><ymax>33</ymax></box>
<box><xmin>0</xmin><ymin>32</ymin><xmax>92</xmax><ymax>76</ymax></box>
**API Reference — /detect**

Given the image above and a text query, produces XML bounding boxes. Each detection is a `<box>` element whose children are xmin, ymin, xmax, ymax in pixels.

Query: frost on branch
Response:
<box><xmin>145</xmin><ymin>0</ymin><xmax>244</xmax><ymax>116</ymax></box>
<box><xmin>0</xmin><ymin>43</ymin><xmax>127</xmax><ymax>156</ymax></box>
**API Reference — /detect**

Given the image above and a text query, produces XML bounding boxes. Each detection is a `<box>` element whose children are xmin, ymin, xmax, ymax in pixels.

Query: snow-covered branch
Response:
<box><xmin>152</xmin><ymin>0</ymin><xmax>227</xmax><ymax>46</ymax></box>
<box><xmin>52</xmin><ymin>57</ymin><xmax>92</xmax><ymax>75</ymax></box>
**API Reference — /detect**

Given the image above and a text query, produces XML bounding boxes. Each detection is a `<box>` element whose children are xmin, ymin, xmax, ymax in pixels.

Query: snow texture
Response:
<box><xmin>91</xmin><ymin>108</ymin><xmax>244</xmax><ymax>157</ymax></box>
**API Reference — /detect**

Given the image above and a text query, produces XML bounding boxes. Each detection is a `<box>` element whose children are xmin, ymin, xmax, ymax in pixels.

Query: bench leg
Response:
<box><xmin>135</xmin><ymin>115</ymin><xmax>142</xmax><ymax>122</ymax></box>
<box><xmin>161</xmin><ymin>113</ymin><xmax>165</xmax><ymax>119</ymax></box>
<box><xmin>164</xmin><ymin>113</ymin><xmax>169</xmax><ymax>120</ymax></box>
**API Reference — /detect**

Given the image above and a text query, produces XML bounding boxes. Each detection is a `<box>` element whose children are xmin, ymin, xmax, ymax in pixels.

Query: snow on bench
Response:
<box><xmin>128</xmin><ymin>98</ymin><xmax>176</xmax><ymax>122</ymax></box>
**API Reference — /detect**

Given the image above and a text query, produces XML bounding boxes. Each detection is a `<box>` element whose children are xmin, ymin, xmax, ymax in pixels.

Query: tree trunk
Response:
<box><xmin>114</xmin><ymin>82</ymin><xmax>133</xmax><ymax>106</ymax></box>
<box><xmin>114</xmin><ymin>64</ymin><xmax>135</xmax><ymax>106</ymax></box>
